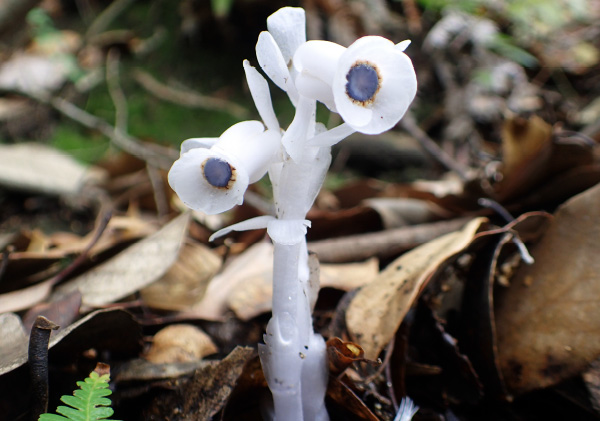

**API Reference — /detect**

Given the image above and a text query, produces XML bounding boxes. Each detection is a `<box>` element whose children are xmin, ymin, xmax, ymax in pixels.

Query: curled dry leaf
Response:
<box><xmin>52</xmin><ymin>213</ymin><xmax>189</xmax><ymax>307</ymax></box>
<box><xmin>495</xmin><ymin>182</ymin><xmax>600</xmax><ymax>394</ymax></box>
<box><xmin>180</xmin><ymin>346</ymin><xmax>255</xmax><ymax>420</ymax></box>
<box><xmin>347</xmin><ymin>217</ymin><xmax>486</xmax><ymax>360</ymax></box>
<box><xmin>144</xmin><ymin>324</ymin><xmax>217</xmax><ymax>364</ymax></box>
<box><xmin>326</xmin><ymin>337</ymin><xmax>365</xmax><ymax>376</ymax></box>
<box><xmin>140</xmin><ymin>242</ymin><xmax>222</xmax><ymax>311</ymax></box>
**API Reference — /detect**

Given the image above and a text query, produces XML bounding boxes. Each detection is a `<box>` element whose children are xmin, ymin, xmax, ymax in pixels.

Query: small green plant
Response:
<box><xmin>39</xmin><ymin>368</ymin><xmax>119</xmax><ymax>421</ymax></box>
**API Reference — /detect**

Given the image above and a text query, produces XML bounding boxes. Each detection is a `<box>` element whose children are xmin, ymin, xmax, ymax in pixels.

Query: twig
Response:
<box><xmin>49</xmin><ymin>208</ymin><xmax>112</xmax><ymax>287</ymax></box>
<box><xmin>106</xmin><ymin>52</ymin><xmax>171</xmax><ymax>218</ymax></box>
<box><xmin>85</xmin><ymin>0</ymin><xmax>136</xmax><ymax>39</ymax></box>
<box><xmin>105</xmin><ymin>48</ymin><xmax>128</xmax><ymax>133</ymax></box>
<box><xmin>400</xmin><ymin>113</ymin><xmax>470</xmax><ymax>180</ymax></box>
<box><xmin>308</xmin><ymin>217</ymin><xmax>471</xmax><ymax>263</ymax></box>
<box><xmin>132</xmin><ymin>69</ymin><xmax>249</xmax><ymax>119</ymax></box>
<box><xmin>146</xmin><ymin>165</ymin><xmax>169</xmax><ymax>219</ymax></box>
<box><xmin>29</xmin><ymin>92</ymin><xmax>177</xmax><ymax>169</ymax></box>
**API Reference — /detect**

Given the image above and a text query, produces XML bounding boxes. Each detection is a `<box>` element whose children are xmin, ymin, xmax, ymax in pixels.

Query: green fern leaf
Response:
<box><xmin>39</xmin><ymin>370</ymin><xmax>119</xmax><ymax>421</ymax></box>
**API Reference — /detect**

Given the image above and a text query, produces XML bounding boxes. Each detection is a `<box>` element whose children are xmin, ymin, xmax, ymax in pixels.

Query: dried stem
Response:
<box><xmin>29</xmin><ymin>92</ymin><xmax>177</xmax><ymax>169</ymax></box>
<box><xmin>85</xmin><ymin>0</ymin><xmax>135</xmax><ymax>39</ymax></box>
<box><xmin>29</xmin><ymin>316</ymin><xmax>59</xmax><ymax>420</ymax></box>
<box><xmin>132</xmin><ymin>69</ymin><xmax>249</xmax><ymax>119</ymax></box>
<box><xmin>400</xmin><ymin>113</ymin><xmax>469</xmax><ymax>180</ymax></box>
<box><xmin>308</xmin><ymin>217</ymin><xmax>472</xmax><ymax>263</ymax></box>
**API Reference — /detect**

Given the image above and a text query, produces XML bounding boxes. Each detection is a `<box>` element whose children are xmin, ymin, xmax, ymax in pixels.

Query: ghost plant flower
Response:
<box><xmin>169</xmin><ymin>6</ymin><xmax>418</xmax><ymax>421</ymax></box>
<box><xmin>168</xmin><ymin>120</ymin><xmax>280</xmax><ymax>214</ymax></box>
<box><xmin>294</xmin><ymin>36</ymin><xmax>417</xmax><ymax>136</ymax></box>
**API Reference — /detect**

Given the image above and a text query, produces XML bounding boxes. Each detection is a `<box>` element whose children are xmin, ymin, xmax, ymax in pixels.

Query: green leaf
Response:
<box><xmin>39</xmin><ymin>369</ymin><xmax>119</xmax><ymax>421</ymax></box>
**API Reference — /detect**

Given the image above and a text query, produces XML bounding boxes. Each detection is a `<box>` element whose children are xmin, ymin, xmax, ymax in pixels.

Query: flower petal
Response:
<box><xmin>216</xmin><ymin>121</ymin><xmax>281</xmax><ymax>183</ymax></box>
<box><xmin>293</xmin><ymin>40</ymin><xmax>345</xmax><ymax>86</ymax></box>
<box><xmin>396</xmin><ymin>40</ymin><xmax>411</xmax><ymax>52</ymax></box>
<box><xmin>209</xmin><ymin>215</ymin><xmax>275</xmax><ymax>241</ymax></box>
<box><xmin>295</xmin><ymin>73</ymin><xmax>336</xmax><ymax>111</ymax></box>
<box><xmin>256</xmin><ymin>31</ymin><xmax>299</xmax><ymax>104</ymax></box>
<box><xmin>243</xmin><ymin>60</ymin><xmax>279</xmax><ymax>132</ymax></box>
<box><xmin>307</xmin><ymin>123</ymin><xmax>355</xmax><ymax>147</ymax></box>
<box><xmin>180</xmin><ymin>137</ymin><xmax>219</xmax><ymax>155</ymax></box>
<box><xmin>266</xmin><ymin>7</ymin><xmax>306</xmax><ymax>64</ymax></box>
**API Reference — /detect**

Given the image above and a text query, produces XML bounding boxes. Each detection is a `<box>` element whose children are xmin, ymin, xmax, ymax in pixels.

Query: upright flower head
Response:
<box><xmin>294</xmin><ymin>36</ymin><xmax>417</xmax><ymax>134</ymax></box>
<box><xmin>168</xmin><ymin>121</ymin><xmax>280</xmax><ymax>214</ymax></box>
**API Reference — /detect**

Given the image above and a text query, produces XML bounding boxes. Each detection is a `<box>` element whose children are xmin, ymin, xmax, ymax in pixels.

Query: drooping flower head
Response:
<box><xmin>168</xmin><ymin>121</ymin><xmax>280</xmax><ymax>214</ymax></box>
<box><xmin>293</xmin><ymin>36</ymin><xmax>417</xmax><ymax>134</ymax></box>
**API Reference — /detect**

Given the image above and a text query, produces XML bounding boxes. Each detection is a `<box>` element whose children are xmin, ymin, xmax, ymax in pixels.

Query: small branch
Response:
<box><xmin>308</xmin><ymin>217</ymin><xmax>471</xmax><ymax>263</ymax></box>
<box><xmin>400</xmin><ymin>113</ymin><xmax>470</xmax><ymax>180</ymax></box>
<box><xmin>85</xmin><ymin>0</ymin><xmax>136</xmax><ymax>39</ymax></box>
<box><xmin>106</xmin><ymin>48</ymin><xmax>128</xmax><ymax>133</ymax></box>
<box><xmin>50</xmin><ymin>208</ymin><xmax>112</xmax><ymax>286</ymax></box>
<box><xmin>29</xmin><ymin>92</ymin><xmax>177</xmax><ymax>170</ymax></box>
<box><xmin>132</xmin><ymin>69</ymin><xmax>249</xmax><ymax>120</ymax></box>
<box><xmin>29</xmin><ymin>316</ymin><xmax>59</xmax><ymax>420</ymax></box>
<box><xmin>146</xmin><ymin>164</ymin><xmax>169</xmax><ymax>219</ymax></box>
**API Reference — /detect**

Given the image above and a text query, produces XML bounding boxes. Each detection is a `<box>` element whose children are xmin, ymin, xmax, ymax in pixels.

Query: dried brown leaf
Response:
<box><xmin>144</xmin><ymin>324</ymin><xmax>217</xmax><ymax>364</ymax></box>
<box><xmin>140</xmin><ymin>242</ymin><xmax>222</xmax><ymax>311</ymax></box>
<box><xmin>496</xmin><ymin>182</ymin><xmax>600</xmax><ymax>393</ymax></box>
<box><xmin>347</xmin><ymin>217</ymin><xmax>486</xmax><ymax>360</ymax></box>
<box><xmin>181</xmin><ymin>346</ymin><xmax>255</xmax><ymax>420</ymax></box>
<box><xmin>51</xmin><ymin>213</ymin><xmax>189</xmax><ymax>307</ymax></box>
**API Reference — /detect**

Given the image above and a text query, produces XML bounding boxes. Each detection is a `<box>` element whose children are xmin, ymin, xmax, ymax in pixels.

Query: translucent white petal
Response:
<box><xmin>293</xmin><ymin>40</ymin><xmax>345</xmax><ymax>85</ymax></box>
<box><xmin>243</xmin><ymin>60</ymin><xmax>279</xmax><ymax>132</ymax></box>
<box><xmin>266</xmin><ymin>7</ymin><xmax>306</xmax><ymax>64</ymax></box>
<box><xmin>267</xmin><ymin>219</ymin><xmax>311</xmax><ymax>245</ymax></box>
<box><xmin>294</xmin><ymin>41</ymin><xmax>346</xmax><ymax>86</ymax></box>
<box><xmin>281</xmin><ymin>95</ymin><xmax>315</xmax><ymax>162</ymax></box>
<box><xmin>396</xmin><ymin>40</ymin><xmax>411</xmax><ymax>52</ymax></box>
<box><xmin>180</xmin><ymin>137</ymin><xmax>219</xmax><ymax>155</ymax></box>
<box><xmin>394</xmin><ymin>397</ymin><xmax>419</xmax><ymax>421</ymax></box>
<box><xmin>217</xmin><ymin>120</ymin><xmax>265</xmax><ymax>150</ymax></box>
<box><xmin>209</xmin><ymin>215</ymin><xmax>275</xmax><ymax>241</ymax></box>
<box><xmin>295</xmin><ymin>73</ymin><xmax>336</xmax><ymax>111</ymax></box>
<box><xmin>216</xmin><ymin>121</ymin><xmax>281</xmax><ymax>183</ymax></box>
<box><xmin>307</xmin><ymin>123</ymin><xmax>355</xmax><ymax>147</ymax></box>
<box><xmin>256</xmin><ymin>31</ymin><xmax>299</xmax><ymax>104</ymax></box>
<box><xmin>332</xmin><ymin>36</ymin><xmax>417</xmax><ymax>134</ymax></box>
<box><xmin>168</xmin><ymin>147</ymin><xmax>249</xmax><ymax>215</ymax></box>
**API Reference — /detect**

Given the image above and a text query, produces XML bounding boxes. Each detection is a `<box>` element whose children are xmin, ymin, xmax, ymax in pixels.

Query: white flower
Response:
<box><xmin>168</xmin><ymin>121</ymin><xmax>280</xmax><ymax>214</ymax></box>
<box><xmin>293</xmin><ymin>36</ymin><xmax>417</xmax><ymax>135</ymax></box>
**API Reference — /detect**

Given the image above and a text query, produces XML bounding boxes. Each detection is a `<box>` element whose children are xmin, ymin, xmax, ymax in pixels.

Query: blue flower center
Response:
<box><xmin>345</xmin><ymin>63</ymin><xmax>379</xmax><ymax>103</ymax></box>
<box><xmin>203</xmin><ymin>158</ymin><xmax>232</xmax><ymax>187</ymax></box>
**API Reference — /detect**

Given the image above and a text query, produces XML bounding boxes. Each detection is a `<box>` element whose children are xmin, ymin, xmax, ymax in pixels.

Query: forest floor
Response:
<box><xmin>1</xmin><ymin>0</ymin><xmax>600</xmax><ymax>420</ymax></box>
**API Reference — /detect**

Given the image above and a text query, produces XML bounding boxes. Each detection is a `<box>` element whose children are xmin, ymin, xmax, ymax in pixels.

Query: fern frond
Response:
<box><xmin>39</xmin><ymin>370</ymin><xmax>119</xmax><ymax>421</ymax></box>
